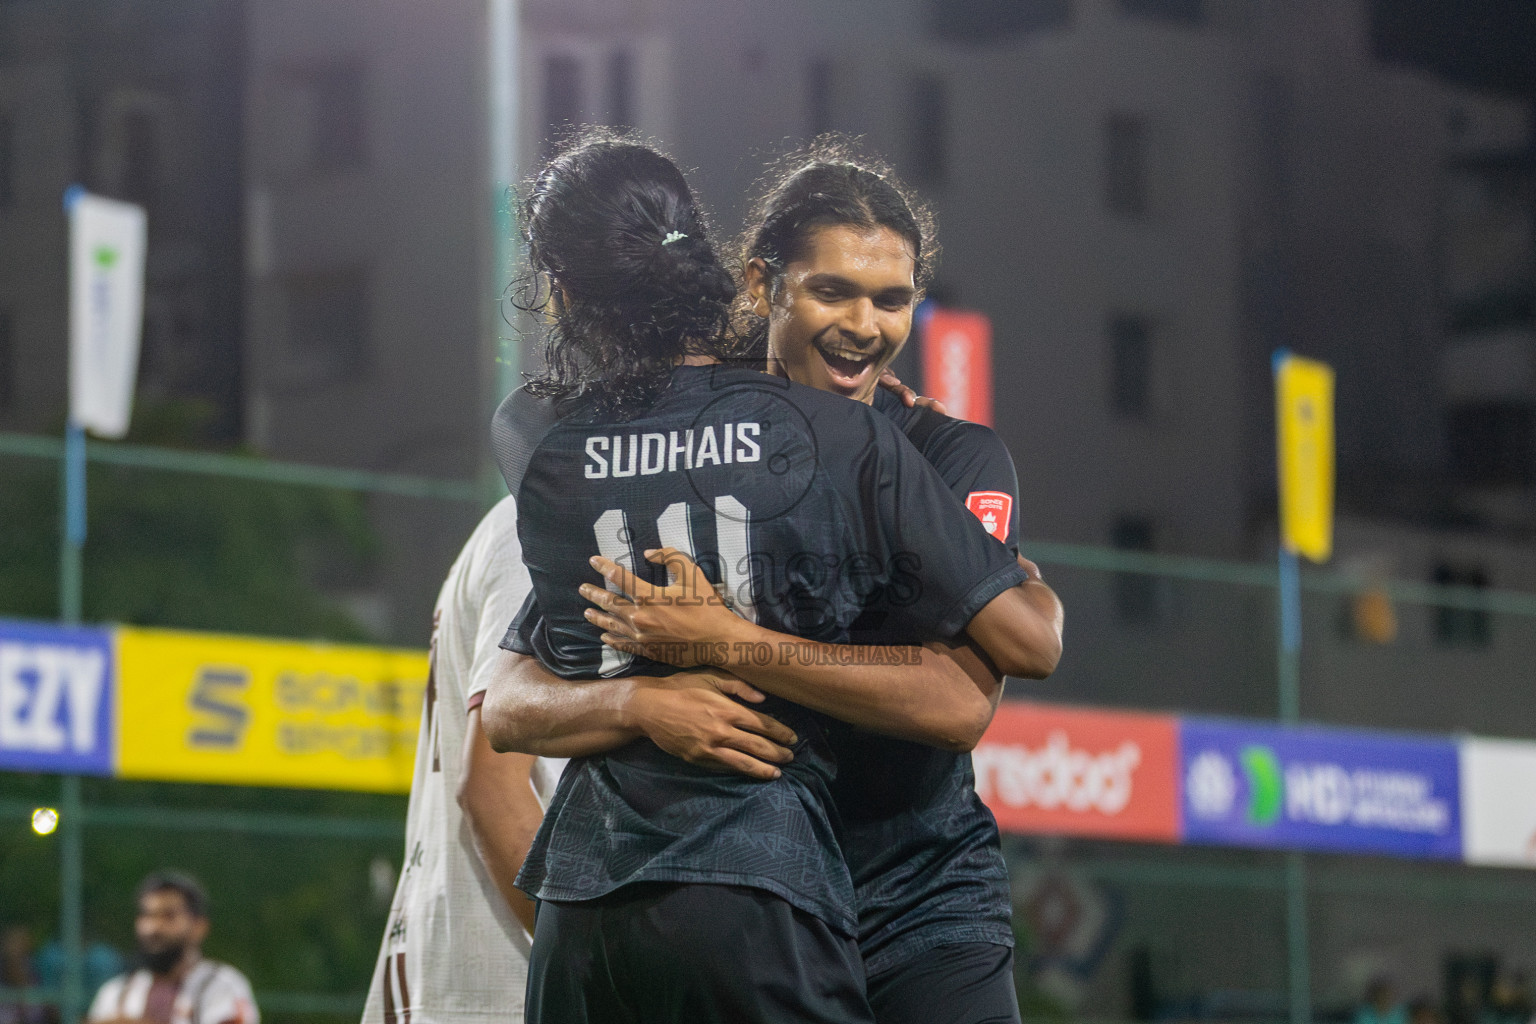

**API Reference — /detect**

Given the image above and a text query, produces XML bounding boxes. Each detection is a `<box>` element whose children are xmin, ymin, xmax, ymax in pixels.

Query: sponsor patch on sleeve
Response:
<box><xmin>965</xmin><ymin>490</ymin><xmax>1013</xmax><ymax>543</ymax></box>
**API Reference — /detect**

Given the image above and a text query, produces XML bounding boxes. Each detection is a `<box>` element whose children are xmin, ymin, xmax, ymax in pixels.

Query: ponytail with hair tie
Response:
<box><xmin>516</xmin><ymin>130</ymin><xmax>744</xmax><ymax>418</ymax></box>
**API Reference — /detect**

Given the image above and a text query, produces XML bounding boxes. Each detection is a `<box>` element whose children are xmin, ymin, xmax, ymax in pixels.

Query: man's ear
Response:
<box><xmin>551</xmin><ymin>278</ymin><xmax>572</xmax><ymax>316</ymax></box>
<box><xmin>742</xmin><ymin>258</ymin><xmax>773</xmax><ymax>318</ymax></box>
<box><xmin>191</xmin><ymin>917</ymin><xmax>210</xmax><ymax>945</ymax></box>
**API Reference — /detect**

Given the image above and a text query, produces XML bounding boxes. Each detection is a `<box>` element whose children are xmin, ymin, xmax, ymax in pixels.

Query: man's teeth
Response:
<box><xmin>824</xmin><ymin>350</ymin><xmax>872</xmax><ymax>364</ymax></box>
<box><xmin>816</xmin><ymin>340</ymin><xmax>881</xmax><ymax>380</ymax></box>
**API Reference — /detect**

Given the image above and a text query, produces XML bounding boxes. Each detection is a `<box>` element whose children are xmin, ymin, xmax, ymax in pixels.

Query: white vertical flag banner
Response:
<box><xmin>68</xmin><ymin>187</ymin><xmax>146</xmax><ymax>438</ymax></box>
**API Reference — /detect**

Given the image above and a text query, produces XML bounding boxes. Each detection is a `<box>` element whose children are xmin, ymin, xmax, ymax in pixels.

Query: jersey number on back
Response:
<box><xmin>592</xmin><ymin>497</ymin><xmax>757</xmax><ymax>676</ymax></box>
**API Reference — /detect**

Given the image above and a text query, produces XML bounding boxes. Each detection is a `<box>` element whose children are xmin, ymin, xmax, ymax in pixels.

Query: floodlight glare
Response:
<box><xmin>32</xmin><ymin>807</ymin><xmax>60</xmax><ymax>836</ymax></box>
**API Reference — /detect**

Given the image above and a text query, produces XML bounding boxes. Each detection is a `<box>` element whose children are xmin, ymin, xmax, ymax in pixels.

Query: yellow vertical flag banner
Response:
<box><xmin>115</xmin><ymin>626</ymin><xmax>427</xmax><ymax>793</ymax></box>
<box><xmin>1275</xmin><ymin>352</ymin><xmax>1335</xmax><ymax>563</ymax></box>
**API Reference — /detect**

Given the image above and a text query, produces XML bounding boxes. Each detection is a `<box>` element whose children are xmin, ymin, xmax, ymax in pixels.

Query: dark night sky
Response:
<box><xmin>1373</xmin><ymin>0</ymin><xmax>1536</xmax><ymax>105</ymax></box>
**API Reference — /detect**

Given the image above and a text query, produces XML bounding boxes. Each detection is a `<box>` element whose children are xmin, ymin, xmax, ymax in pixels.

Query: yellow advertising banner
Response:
<box><xmin>115</xmin><ymin>626</ymin><xmax>427</xmax><ymax>793</ymax></box>
<box><xmin>1275</xmin><ymin>352</ymin><xmax>1335</xmax><ymax>563</ymax></box>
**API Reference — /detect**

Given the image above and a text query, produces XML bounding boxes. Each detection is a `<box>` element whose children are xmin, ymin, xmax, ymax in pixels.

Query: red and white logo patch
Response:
<box><xmin>965</xmin><ymin>491</ymin><xmax>1013</xmax><ymax>543</ymax></box>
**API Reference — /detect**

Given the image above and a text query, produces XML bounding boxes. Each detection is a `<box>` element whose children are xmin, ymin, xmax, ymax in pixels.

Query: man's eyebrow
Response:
<box><xmin>803</xmin><ymin>272</ymin><xmax>916</xmax><ymax>298</ymax></box>
<box><xmin>803</xmin><ymin>272</ymin><xmax>856</xmax><ymax>289</ymax></box>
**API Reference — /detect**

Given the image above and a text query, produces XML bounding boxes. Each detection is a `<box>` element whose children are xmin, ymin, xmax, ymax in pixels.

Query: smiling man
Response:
<box><xmin>749</xmin><ymin>220</ymin><xmax>917</xmax><ymax>400</ymax></box>
<box><xmin>717</xmin><ymin>147</ymin><xmax>1061</xmax><ymax>1024</ymax></box>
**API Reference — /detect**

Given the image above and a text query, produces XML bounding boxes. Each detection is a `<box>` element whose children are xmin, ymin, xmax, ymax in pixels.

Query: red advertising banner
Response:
<box><xmin>920</xmin><ymin>306</ymin><xmax>994</xmax><ymax>427</ymax></box>
<box><xmin>972</xmin><ymin>702</ymin><xmax>1181</xmax><ymax>842</ymax></box>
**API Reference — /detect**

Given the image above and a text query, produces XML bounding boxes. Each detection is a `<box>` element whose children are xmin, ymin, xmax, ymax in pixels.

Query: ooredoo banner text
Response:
<box><xmin>973</xmin><ymin>702</ymin><xmax>1181</xmax><ymax>842</ymax></box>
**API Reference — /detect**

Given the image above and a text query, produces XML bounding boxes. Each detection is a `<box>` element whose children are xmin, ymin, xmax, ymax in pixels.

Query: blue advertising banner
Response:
<box><xmin>0</xmin><ymin>619</ymin><xmax>114</xmax><ymax>775</ymax></box>
<box><xmin>1180</xmin><ymin>718</ymin><xmax>1462</xmax><ymax>860</ymax></box>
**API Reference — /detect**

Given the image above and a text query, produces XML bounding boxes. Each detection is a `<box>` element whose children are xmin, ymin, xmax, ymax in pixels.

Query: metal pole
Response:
<box><xmin>484</xmin><ymin>0</ymin><xmax>520</xmax><ymax>508</ymax></box>
<box><xmin>1286</xmin><ymin>851</ymin><xmax>1311</xmax><ymax>1024</ymax></box>
<box><xmin>60</xmin><ymin>422</ymin><xmax>86</xmax><ymax>623</ymax></box>
<box><xmin>59</xmin><ymin>775</ymin><xmax>84</xmax><ymax>1024</ymax></box>
<box><xmin>1277</xmin><ymin>547</ymin><xmax>1300</xmax><ymax>721</ymax></box>
<box><xmin>58</xmin><ymin>420</ymin><xmax>87</xmax><ymax>1024</ymax></box>
<box><xmin>1278</xmin><ymin>545</ymin><xmax>1308</xmax><ymax>1024</ymax></box>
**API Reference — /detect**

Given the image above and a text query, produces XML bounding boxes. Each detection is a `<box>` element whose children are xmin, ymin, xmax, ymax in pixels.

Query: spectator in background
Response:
<box><xmin>1358</xmin><ymin>978</ymin><xmax>1408</xmax><ymax>1024</ymax></box>
<box><xmin>1</xmin><ymin>925</ymin><xmax>57</xmax><ymax>1024</ymax></box>
<box><xmin>34</xmin><ymin>940</ymin><xmax>123</xmax><ymax>998</ymax></box>
<box><xmin>1407</xmin><ymin>995</ymin><xmax>1442</xmax><ymax>1024</ymax></box>
<box><xmin>1488</xmin><ymin>971</ymin><xmax>1532</xmax><ymax>1024</ymax></box>
<box><xmin>87</xmin><ymin>873</ymin><xmax>257</xmax><ymax>1024</ymax></box>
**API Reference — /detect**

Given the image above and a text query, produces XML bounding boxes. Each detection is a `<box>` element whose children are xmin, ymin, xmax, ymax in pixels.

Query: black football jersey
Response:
<box><xmin>833</xmin><ymin>388</ymin><xmax>1024</xmax><ymax>975</ymax></box>
<box><xmin>493</xmin><ymin>364</ymin><xmax>1026</xmax><ymax>934</ymax></box>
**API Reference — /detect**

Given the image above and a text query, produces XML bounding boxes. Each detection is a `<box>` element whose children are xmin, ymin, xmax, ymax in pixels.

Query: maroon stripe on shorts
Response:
<box><xmin>394</xmin><ymin>953</ymin><xmax>411</xmax><ymax>1024</ymax></box>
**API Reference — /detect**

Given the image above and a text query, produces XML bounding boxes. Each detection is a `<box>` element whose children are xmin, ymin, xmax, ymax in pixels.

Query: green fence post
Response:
<box><xmin>59</xmin><ymin>775</ymin><xmax>84</xmax><ymax>1024</ymax></box>
<box><xmin>1286</xmin><ymin>852</ymin><xmax>1311</xmax><ymax>1024</ymax></box>
<box><xmin>1279</xmin><ymin>547</ymin><xmax>1309</xmax><ymax>1024</ymax></box>
<box><xmin>58</xmin><ymin>422</ymin><xmax>87</xmax><ymax>1024</ymax></box>
<box><xmin>1278</xmin><ymin>549</ymin><xmax>1301</xmax><ymax>723</ymax></box>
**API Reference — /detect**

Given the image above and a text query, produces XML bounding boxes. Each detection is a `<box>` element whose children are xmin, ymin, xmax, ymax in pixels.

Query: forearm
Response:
<box><xmin>458</xmin><ymin>710</ymin><xmax>542</xmax><ymax>934</ymax></box>
<box><xmin>964</xmin><ymin>559</ymin><xmax>1064</xmax><ymax>679</ymax></box>
<box><xmin>711</xmin><ymin>621</ymin><xmax>997</xmax><ymax>751</ymax></box>
<box><xmin>480</xmin><ymin>651</ymin><xmax>645</xmax><ymax>757</ymax></box>
<box><xmin>460</xmin><ymin>784</ymin><xmax>541</xmax><ymax>935</ymax></box>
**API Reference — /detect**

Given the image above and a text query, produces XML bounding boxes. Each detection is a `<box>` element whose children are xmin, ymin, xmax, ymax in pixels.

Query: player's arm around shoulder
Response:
<box><xmin>934</xmin><ymin>420</ymin><xmax>1065</xmax><ymax>681</ymax></box>
<box><xmin>584</xmin><ymin>549</ymin><xmax>1003</xmax><ymax>752</ymax></box>
<box><xmin>478</xmin><ymin>648</ymin><xmax>797</xmax><ymax>779</ymax></box>
<box><xmin>966</xmin><ymin>556</ymin><xmax>1063</xmax><ymax>679</ymax></box>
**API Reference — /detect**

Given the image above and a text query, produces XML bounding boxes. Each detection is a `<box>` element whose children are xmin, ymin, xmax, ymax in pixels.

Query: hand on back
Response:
<box><xmin>627</xmin><ymin>669</ymin><xmax>797</xmax><ymax>781</ymax></box>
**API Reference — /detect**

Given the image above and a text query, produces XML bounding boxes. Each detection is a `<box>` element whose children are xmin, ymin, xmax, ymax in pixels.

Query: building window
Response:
<box><xmin>119</xmin><ymin>109</ymin><xmax>160</xmax><ymax>210</ymax></box>
<box><xmin>1109</xmin><ymin>314</ymin><xmax>1152</xmax><ymax>419</ymax></box>
<box><xmin>309</xmin><ymin>63</ymin><xmax>367</xmax><ymax>172</ymax></box>
<box><xmin>1118</xmin><ymin>0</ymin><xmax>1203</xmax><ymax>23</ymax></box>
<box><xmin>543</xmin><ymin>54</ymin><xmax>584</xmax><ymax>155</ymax></box>
<box><xmin>282</xmin><ymin>270</ymin><xmax>369</xmax><ymax>387</ymax></box>
<box><xmin>807</xmin><ymin>58</ymin><xmax>834</xmax><ymax>137</ymax></box>
<box><xmin>0</xmin><ymin>310</ymin><xmax>13</xmax><ymax>414</ymax></box>
<box><xmin>1432</xmin><ymin>562</ymin><xmax>1491</xmax><ymax>647</ymax></box>
<box><xmin>607</xmin><ymin>48</ymin><xmax>634</xmax><ymax>130</ymax></box>
<box><xmin>269</xmin><ymin>62</ymin><xmax>366</xmax><ymax>175</ymax></box>
<box><xmin>0</xmin><ymin>113</ymin><xmax>14</xmax><ymax>208</ymax></box>
<box><xmin>1112</xmin><ymin>516</ymin><xmax>1161</xmax><ymax>624</ymax></box>
<box><xmin>926</xmin><ymin>0</ymin><xmax>1070</xmax><ymax>42</ymax></box>
<box><xmin>1447</xmin><ymin>401</ymin><xmax>1535</xmax><ymax>487</ymax></box>
<box><xmin>1105</xmin><ymin>113</ymin><xmax>1148</xmax><ymax>219</ymax></box>
<box><xmin>906</xmin><ymin>75</ymin><xmax>947</xmax><ymax>188</ymax></box>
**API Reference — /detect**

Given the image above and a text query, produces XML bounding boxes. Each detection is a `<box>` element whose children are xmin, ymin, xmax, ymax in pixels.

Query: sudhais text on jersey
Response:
<box><xmin>583</xmin><ymin>423</ymin><xmax>761</xmax><ymax>479</ymax></box>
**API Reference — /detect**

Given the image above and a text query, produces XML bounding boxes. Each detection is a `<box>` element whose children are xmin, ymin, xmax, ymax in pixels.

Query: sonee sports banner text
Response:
<box><xmin>0</xmin><ymin>618</ymin><xmax>424</xmax><ymax>793</ymax></box>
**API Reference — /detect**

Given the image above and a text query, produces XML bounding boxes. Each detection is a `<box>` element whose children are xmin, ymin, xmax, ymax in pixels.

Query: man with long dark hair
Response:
<box><xmin>483</xmin><ymin>133</ymin><xmax>1057</xmax><ymax>1022</ymax></box>
<box><xmin>499</xmin><ymin>140</ymin><xmax>1058</xmax><ymax>1023</ymax></box>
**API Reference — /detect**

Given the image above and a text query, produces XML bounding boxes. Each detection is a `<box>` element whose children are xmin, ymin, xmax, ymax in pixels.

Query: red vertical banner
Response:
<box><xmin>920</xmin><ymin>306</ymin><xmax>994</xmax><ymax>426</ymax></box>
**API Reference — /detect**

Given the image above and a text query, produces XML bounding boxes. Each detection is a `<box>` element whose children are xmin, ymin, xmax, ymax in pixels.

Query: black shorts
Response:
<box><xmin>866</xmin><ymin>942</ymin><xmax>1021</xmax><ymax>1024</ymax></box>
<box><xmin>525</xmin><ymin>882</ymin><xmax>875</xmax><ymax>1024</ymax></box>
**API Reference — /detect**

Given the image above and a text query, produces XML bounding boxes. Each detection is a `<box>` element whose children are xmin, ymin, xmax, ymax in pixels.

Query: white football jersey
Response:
<box><xmin>361</xmin><ymin>496</ymin><xmax>564</xmax><ymax>1024</ymax></box>
<box><xmin>88</xmin><ymin>960</ymin><xmax>257</xmax><ymax>1024</ymax></box>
